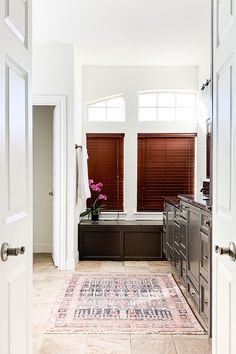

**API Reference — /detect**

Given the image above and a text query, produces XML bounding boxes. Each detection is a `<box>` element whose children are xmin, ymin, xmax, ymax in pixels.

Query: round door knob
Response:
<box><xmin>215</xmin><ymin>242</ymin><xmax>236</xmax><ymax>262</ymax></box>
<box><xmin>1</xmin><ymin>243</ymin><xmax>25</xmax><ymax>262</ymax></box>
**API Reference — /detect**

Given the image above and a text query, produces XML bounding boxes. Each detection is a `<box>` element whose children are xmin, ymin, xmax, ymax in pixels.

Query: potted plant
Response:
<box><xmin>80</xmin><ymin>179</ymin><xmax>107</xmax><ymax>222</ymax></box>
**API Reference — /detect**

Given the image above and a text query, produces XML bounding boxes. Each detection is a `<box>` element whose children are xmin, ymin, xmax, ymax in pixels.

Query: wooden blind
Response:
<box><xmin>137</xmin><ymin>134</ymin><xmax>196</xmax><ymax>211</ymax></box>
<box><xmin>87</xmin><ymin>134</ymin><xmax>124</xmax><ymax>211</ymax></box>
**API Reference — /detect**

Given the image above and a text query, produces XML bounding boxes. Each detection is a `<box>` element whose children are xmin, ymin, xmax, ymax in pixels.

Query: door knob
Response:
<box><xmin>49</xmin><ymin>191</ymin><xmax>53</xmax><ymax>197</ymax></box>
<box><xmin>215</xmin><ymin>242</ymin><xmax>236</xmax><ymax>262</ymax></box>
<box><xmin>1</xmin><ymin>243</ymin><xmax>25</xmax><ymax>262</ymax></box>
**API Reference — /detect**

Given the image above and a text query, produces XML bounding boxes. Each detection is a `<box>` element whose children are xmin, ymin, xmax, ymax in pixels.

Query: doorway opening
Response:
<box><xmin>33</xmin><ymin>105</ymin><xmax>54</xmax><ymax>260</ymax></box>
<box><xmin>33</xmin><ymin>95</ymin><xmax>67</xmax><ymax>270</ymax></box>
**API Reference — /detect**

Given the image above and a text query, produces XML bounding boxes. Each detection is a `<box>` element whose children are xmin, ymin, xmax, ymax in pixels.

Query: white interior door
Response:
<box><xmin>0</xmin><ymin>0</ymin><xmax>32</xmax><ymax>353</ymax></box>
<box><xmin>53</xmin><ymin>106</ymin><xmax>59</xmax><ymax>266</ymax></box>
<box><xmin>212</xmin><ymin>0</ymin><xmax>236</xmax><ymax>353</ymax></box>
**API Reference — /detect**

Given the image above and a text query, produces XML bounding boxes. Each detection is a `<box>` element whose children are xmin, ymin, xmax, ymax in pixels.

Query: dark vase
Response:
<box><xmin>91</xmin><ymin>209</ymin><xmax>99</xmax><ymax>222</ymax></box>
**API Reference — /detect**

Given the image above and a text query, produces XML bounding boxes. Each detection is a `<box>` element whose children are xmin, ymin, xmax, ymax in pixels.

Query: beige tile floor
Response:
<box><xmin>33</xmin><ymin>254</ymin><xmax>211</xmax><ymax>354</ymax></box>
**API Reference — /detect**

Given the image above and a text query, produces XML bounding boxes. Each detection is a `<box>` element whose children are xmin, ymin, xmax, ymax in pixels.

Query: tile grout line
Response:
<box><xmin>130</xmin><ymin>334</ymin><xmax>132</xmax><ymax>354</ymax></box>
<box><xmin>171</xmin><ymin>335</ymin><xmax>179</xmax><ymax>354</ymax></box>
<box><xmin>84</xmin><ymin>333</ymin><xmax>89</xmax><ymax>354</ymax></box>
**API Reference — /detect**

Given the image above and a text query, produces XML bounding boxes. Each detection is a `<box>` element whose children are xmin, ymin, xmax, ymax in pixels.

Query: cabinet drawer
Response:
<box><xmin>200</xmin><ymin>232</ymin><xmax>209</xmax><ymax>280</ymax></box>
<box><xmin>200</xmin><ymin>276</ymin><xmax>209</xmax><ymax>325</ymax></box>
<box><xmin>187</xmin><ymin>280</ymin><xmax>199</xmax><ymax>310</ymax></box>
<box><xmin>200</xmin><ymin>213</ymin><xmax>211</xmax><ymax>234</ymax></box>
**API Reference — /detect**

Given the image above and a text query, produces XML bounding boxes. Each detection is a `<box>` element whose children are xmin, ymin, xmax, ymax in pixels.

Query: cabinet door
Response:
<box><xmin>200</xmin><ymin>276</ymin><xmax>209</xmax><ymax>325</ymax></box>
<box><xmin>180</xmin><ymin>216</ymin><xmax>188</xmax><ymax>256</ymax></box>
<box><xmin>200</xmin><ymin>231</ymin><xmax>209</xmax><ymax>281</ymax></box>
<box><xmin>187</xmin><ymin>206</ymin><xmax>201</xmax><ymax>291</ymax></box>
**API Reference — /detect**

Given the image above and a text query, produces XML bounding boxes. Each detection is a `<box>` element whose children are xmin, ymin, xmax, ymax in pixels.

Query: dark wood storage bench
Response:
<box><xmin>78</xmin><ymin>220</ymin><xmax>163</xmax><ymax>260</ymax></box>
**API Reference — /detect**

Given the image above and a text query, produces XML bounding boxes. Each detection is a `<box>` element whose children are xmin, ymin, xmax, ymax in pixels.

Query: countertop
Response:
<box><xmin>178</xmin><ymin>194</ymin><xmax>212</xmax><ymax>212</ymax></box>
<box><xmin>163</xmin><ymin>196</ymin><xmax>181</xmax><ymax>209</ymax></box>
<box><xmin>79</xmin><ymin>220</ymin><xmax>163</xmax><ymax>226</ymax></box>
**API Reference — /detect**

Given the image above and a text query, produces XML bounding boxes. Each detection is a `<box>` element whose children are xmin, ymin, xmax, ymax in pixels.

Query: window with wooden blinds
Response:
<box><xmin>87</xmin><ymin>134</ymin><xmax>124</xmax><ymax>211</ymax></box>
<box><xmin>137</xmin><ymin>133</ymin><xmax>196</xmax><ymax>212</ymax></box>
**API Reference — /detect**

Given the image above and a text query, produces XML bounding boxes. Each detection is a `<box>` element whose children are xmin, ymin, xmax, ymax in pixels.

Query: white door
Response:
<box><xmin>212</xmin><ymin>0</ymin><xmax>236</xmax><ymax>353</ymax></box>
<box><xmin>52</xmin><ymin>106</ymin><xmax>59</xmax><ymax>266</ymax></box>
<box><xmin>0</xmin><ymin>0</ymin><xmax>32</xmax><ymax>353</ymax></box>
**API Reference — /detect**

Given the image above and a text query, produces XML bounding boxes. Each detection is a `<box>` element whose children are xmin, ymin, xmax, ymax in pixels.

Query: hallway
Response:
<box><xmin>33</xmin><ymin>255</ymin><xmax>211</xmax><ymax>354</ymax></box>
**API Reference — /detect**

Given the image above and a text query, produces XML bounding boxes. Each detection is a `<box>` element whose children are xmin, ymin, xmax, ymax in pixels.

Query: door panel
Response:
<box><xmin>0</xmin><ymin>0</ymin><xmax>32</xmax><ymax>352</ymax></box>
<box><xmin>217</xmin><ymin>0</ymin><xmax>233</xmax><ymax>45</ymax></box>
<box><xmin>216</xmin><ymin>57</ymin><xmax>233</xmax><ymax>212</ymax></box>
<box><xmin>215</xmin><ymin>261</ymin><xmax>231</xmax><ymax>354</ymax></box>
<box><xmin>5</xmin><ymin>0</ymin><xmax>28</xmax><ymax>46</ymax></box>
<box><xmin>7</xmin><ymin>264</ymin><xmax>27</xmax><ymax>354</ymax></box>
<box><xmin>6</xmin><ymin>57</ymin><xmax>28</xmax><ymax>222</ymax></box>
<box><xmin>213</xmin><ymin>0</ymin><xmax>236</xmax><ymax>353</ymax></box>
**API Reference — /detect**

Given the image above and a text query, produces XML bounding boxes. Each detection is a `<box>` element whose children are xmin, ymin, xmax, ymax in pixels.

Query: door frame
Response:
<box><xmin>33</xmin><ymin>95</ymin><xmax>67</xmax><ymax>270</ymax></box>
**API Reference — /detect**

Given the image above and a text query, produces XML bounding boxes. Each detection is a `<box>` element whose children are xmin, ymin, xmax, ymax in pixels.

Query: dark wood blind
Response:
<box><xmin>137</xmin><ymin>134</ymin><xmax>196</xmax><ymax>211</ymax></box>
<box><xmin>87</xmin><ymin>134</ymin><xmax>124</xmax><ymax>211</ymax></box>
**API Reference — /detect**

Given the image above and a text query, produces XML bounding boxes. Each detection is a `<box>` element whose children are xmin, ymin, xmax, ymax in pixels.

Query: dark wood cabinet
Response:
<box><xmin>79</xmin><ymin>221</ymin><xmax>163</xmax><ymax>261</ymax></box>
<box><xmin>124</xmin><ymin>231</ymin><xmax>162</xmax><ymax>259</ymax></box>
<box><xmin>164</xmin><ymin>198</ymin><xmax>211</xmax><ymax>332</ymax></box>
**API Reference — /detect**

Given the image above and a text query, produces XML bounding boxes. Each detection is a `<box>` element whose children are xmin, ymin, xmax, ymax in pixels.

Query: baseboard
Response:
<box><xmin>33</xmin><ymin>244</ymin><xmax>52</xmax><ymax>253</ymax></box>
<box><xmin>65</xmin><ymin>251</ymin><xmax>79</xmax><ymax>271</ymax></box>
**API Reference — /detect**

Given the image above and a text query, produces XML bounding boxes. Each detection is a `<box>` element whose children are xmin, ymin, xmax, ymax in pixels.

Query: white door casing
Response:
<box><xmin>0</xmin><ymin>0</ymin><xmax>32</xmax><ymax>353</ymax></box>
<box><xmin>212</xmin><ymin>0</ymin><xmax>236</xmax><ymax>353</ymax></box>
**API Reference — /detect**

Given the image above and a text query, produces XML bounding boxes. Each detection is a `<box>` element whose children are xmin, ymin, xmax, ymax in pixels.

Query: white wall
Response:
<box><xmin>33</xmin><ymin>106</ymin><xmax>54</xmax><ymax>253</ymax></box>
<box><xmin>197</xmin><ymin>49</ymin><xmax>212</xmax><ymax>193</ymax></box>
<box><xmin>33</xmin><ymin>43</ymin><xmax>81</xmax><ymax>269</ymax></box>
<box><xmin>82</xmin><ymin>66</ymin><xmax>199</xmax><ymax>220</ymax></box>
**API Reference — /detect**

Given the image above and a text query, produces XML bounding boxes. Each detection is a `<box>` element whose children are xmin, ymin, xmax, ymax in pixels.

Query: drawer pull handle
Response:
<box><xmin>191</xmin><ymin>292</ymin><xmax>196</xmax><ymax>297</ymax></box>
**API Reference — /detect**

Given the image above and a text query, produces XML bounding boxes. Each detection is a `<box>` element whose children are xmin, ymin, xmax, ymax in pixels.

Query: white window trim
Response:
<box><xmin>138</xmin><ymin>90</ymin><xmax>198</xmax><ymax>122</ymax></box>
<box><xmin>134</xmin><ymin>212</ymin><xmax>163</xmax><ymax>222</ymax></box>
<box><xmin>87</xmin><ymin>93</ymin><xmax>126</xmax><ymax>122</ymax></box>
<box><xmin>100</xmin><ymin>211</ymin><xmax>127</xmax><ymax>220</ymax></box>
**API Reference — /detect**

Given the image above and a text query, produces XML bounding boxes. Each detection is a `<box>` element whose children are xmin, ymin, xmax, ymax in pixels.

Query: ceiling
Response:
<box><xmin>32</xmin><ymin>0</ymin><xmax>211</xmax><ymax>66</ymax></box>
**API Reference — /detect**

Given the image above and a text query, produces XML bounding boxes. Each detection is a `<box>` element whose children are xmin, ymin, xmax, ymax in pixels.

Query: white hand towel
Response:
<box><xmin>76</xmin><ymin>145</ymin><xmax>91</xmax><ymax>205</ymax></box>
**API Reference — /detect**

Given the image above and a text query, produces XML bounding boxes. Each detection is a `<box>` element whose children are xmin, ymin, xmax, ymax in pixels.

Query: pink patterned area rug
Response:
<box><xmin>47</xmin><ymin>273</ymin><xmax>204</xmax><ymax>334</ymax></box>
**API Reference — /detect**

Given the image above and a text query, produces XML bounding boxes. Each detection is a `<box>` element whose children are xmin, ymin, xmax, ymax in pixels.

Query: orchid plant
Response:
<box><xmin>80</xmin><ymin>179</ymin><xmax>107</xmax><ymax>219</ymax></box>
